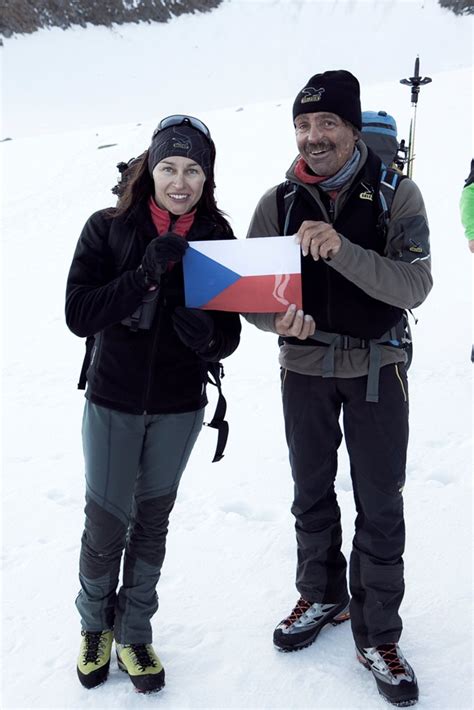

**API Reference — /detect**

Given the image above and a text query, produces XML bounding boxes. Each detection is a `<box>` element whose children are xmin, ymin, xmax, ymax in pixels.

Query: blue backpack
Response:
<box><xmin>361</xmin><ymin>110</ymin><xmax>408</xmax><ymax>172</ymax></box>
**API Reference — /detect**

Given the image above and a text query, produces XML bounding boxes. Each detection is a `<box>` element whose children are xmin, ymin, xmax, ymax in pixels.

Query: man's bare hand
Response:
<box><xmin>469</xmin><ymin>240</ymin><xmax>474</xmax><ymax>253</ymax></box>
<box><xmin>275</xmin><ymin>304</ymin><xmax>315</xmax><ymax>340</ymax></box>
<box><xmin>296</xmin><ymin>220</ymin><xmax>342</xmax><ymax>260</ymax></box>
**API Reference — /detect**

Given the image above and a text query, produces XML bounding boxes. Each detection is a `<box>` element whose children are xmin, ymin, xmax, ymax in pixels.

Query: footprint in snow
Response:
<box><xmin>220</xmin><ymin>502</ymin><xmax>277</xmax><ymax>522</ymax></box>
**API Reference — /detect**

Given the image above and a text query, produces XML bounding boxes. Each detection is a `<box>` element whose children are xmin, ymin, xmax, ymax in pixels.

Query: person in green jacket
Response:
<box><xmin>460</xmin><ymin>160</ymin><xmax>474</xmax><ymax>362</ymax></box>
<box><xmin>460</xmin><ymin>159</ymin><xmax>474</xmax><ymax>253</ymax></box>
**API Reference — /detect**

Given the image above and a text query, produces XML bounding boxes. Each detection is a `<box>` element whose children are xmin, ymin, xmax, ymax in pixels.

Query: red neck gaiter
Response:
<box><xmin>148</xmin><ymin>197</ymin><xmax>197</xmax><ymax>273</ymax></box>
<box><xmin>294</xmin><ymin>157</ymin><xmax>339</xmax><ymax>200</ymax></box>
<box><xmin>148</xmin><ymin>197</ymin><xmax>196</xmax><ymax>237</ymax></box>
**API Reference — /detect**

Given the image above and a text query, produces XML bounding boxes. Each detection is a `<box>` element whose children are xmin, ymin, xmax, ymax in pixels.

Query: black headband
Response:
<box><xmin>147</xmin><ymin>125</ymin><xmax>213</xmax><ymax>178</ymax></box>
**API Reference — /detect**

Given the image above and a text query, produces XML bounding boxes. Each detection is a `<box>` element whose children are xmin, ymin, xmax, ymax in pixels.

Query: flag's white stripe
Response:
<box><xmin>190</xmin><ymin>236</ymin><xmax>300</xmax><ymax>276</ymax></box>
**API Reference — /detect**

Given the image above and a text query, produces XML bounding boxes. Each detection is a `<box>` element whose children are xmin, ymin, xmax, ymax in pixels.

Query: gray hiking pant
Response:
<box><xmin>282</xmin><ymin>364</ymin><xmax>409</xmax><ymax>648</ymax></box>
<box><xmin>76</xmin><ymin>401</ymin><xmax>204</xmax><ymax>644</ymax></box>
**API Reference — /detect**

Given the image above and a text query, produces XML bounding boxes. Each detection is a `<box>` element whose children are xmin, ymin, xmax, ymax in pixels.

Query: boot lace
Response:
<box><xmin>283</xmin><ymin>597</ymin><xmax>312</xmax><ymax>627</ymax></box>
<box><xmin>82</xmin><ymin>631</ymin><xmax>105</xmax><ymax>665</ymax></box>
<box><xmin>129</xmin><ymin>644</ymin><xmax>157</xmax><ymax>672</ymax></box>
<box><xmin>377</xmin><ymin>644</ymin><xmax>407</xmax><ymax>676</ymax></box>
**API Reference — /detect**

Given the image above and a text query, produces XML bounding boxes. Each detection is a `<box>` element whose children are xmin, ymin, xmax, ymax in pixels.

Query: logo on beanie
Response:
<box><xmin>301</xmin><ymin>87</ymin><xmax>325</xmax><ymax>104</ymax></box>
<box><xmin>172</xmin><ymin>139</ymin><xmax>191</xmax><ymax>150</ymax></box>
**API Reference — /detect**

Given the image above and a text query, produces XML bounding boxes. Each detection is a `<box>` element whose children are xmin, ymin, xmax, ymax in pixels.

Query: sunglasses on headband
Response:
<box><xmin>152</xmin><ymin>115</ymin><xmax>211</xmax><ymax>140</ymax></box>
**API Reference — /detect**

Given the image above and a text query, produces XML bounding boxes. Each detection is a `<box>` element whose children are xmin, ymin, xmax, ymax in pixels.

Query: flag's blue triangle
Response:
<box><xmin>183</xmin><ymin>247</ymin><xmax>241</xmax><ymax>307</ymax></box>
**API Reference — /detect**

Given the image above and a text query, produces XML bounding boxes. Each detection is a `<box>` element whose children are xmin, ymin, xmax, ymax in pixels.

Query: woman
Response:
<box><xmin>66</xmin><ymin>115</ymin><xmax>241</xmax><ymax>693</ymax></box>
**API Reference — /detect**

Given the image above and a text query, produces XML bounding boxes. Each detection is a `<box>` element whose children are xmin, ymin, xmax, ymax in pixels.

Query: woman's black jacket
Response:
<box><xmin>65</xmin><ymin>200</ymin><xmax>241</xmax><ymax>415</ymax></box>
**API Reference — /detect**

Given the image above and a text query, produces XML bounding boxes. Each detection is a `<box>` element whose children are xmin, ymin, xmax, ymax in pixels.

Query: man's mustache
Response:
<box><xmin>306</xmin><ymin>141</ymin><xmax>334</xmax><ymax>153</ymax></box>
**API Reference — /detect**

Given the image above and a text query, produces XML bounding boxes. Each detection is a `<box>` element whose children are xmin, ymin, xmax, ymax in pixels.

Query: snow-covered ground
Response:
<box><xmin>2</xmin><ymin>0</ymin><xmax>472</xmax><ymax>140</ymax></box>
<box><xmin>1</xmin><ymin>1</ymin><xmax>473</xmax><ymax>708</ymax></box>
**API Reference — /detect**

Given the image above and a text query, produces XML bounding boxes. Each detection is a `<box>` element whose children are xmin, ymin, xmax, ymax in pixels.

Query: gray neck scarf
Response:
<box><xmin>318</xmin><ymin>146</ymin><xmax>361</xmax><ymax>192</ymax></box>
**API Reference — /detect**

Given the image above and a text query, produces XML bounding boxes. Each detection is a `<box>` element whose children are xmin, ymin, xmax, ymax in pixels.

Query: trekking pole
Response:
<box><xmin>400</xmin><ymin>56</ymin><xmax>432</xmax><ymax>178</ymax></box>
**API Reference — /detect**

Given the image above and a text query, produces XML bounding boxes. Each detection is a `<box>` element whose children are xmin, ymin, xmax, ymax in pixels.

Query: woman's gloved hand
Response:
<box><xmin>137</xmin><ymin>233</ymin><xmax>188</xmax><ymax>287</ymax></box>
<box><xmin>172</xmin><ymin>306</ymin><xmax>216</xmax><ymax>354</ymax></box>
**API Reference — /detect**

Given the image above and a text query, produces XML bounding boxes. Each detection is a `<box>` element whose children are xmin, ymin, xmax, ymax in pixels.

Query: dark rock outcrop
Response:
<box><xmin>438</xmin><ymin>0</ymin><xmax>474</xmax><ymax>14</ymax></box>
<box><xmin>0</xmin><ymin>0</ymin><xmax>222</xmax><ymax>38</ymax></box>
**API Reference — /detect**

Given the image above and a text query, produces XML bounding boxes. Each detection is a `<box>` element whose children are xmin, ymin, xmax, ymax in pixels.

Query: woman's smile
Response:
<box><xmin>153</xmin><ymin>156</ymin><xmax>206</xmax><ymax>215</ymax></box>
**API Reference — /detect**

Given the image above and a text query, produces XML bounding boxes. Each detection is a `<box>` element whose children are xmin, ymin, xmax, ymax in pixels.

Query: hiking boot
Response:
<box><xmin>77</xmin><ymin>629</ymin><xmax>113</xmax><ymax>688</ymax></box>
<box><xmin>116</xmin><ymin>643</ymin><xmax>165</xmax><ymax>693</ymax></box>
<box><xmin>356</xmin><ymin>643</ymin><xmax>419</xmax><ymax>707</ymax></box>
<box><xmin>273</xmin><ymin>596</ymin><xmax>350</xmax><ymax>651</ymax></box>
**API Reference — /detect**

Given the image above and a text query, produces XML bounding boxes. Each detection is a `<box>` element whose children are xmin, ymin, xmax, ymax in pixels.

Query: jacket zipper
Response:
<box><xmin>142</xmin><ymin>218</ymin><xmax>178</xmax><ymax>414</ymax></box>
<box><xmin>328</xmin><ymin>199</ymin><xmax>335</xmax><ymax>222</ymax></box>
<box><xmin>300</xmin><ymin>175</ymin><xmax>365</xmax><ymax>331</ymax></box>
<box><xmin>296</xmin><ymin>183</ymin><xmax>334</xmax><ymax>330</ymax></box>
<box><xmin>142</xmin><ymin>287</ymin><xmax>165</xmax><ymax>414</ymax></box>
<box><xmin>300</xmin><ymin>183</ymin><xmax>330</xmax><ymax>222</ymax></box>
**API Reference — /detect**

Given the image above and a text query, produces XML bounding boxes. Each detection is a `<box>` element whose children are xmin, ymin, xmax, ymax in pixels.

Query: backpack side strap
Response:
<box><xmin>204</xmin><ymin>362</ymin><xmax>228</xmax><ymax>463</ymax></box>
<box><xmin>78</xmin><ymin>335</ymin><xmax>95</xmax><ymax>390</ymax></box>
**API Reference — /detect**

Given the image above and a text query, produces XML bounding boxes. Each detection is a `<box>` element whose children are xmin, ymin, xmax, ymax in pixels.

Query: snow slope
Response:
<box><xmin>1</xmin><ymin>1</ymin><xmax>473</xmax><ymax>708</ymax></box>
<box><xmin>1</xmin><ymin>0</ymin><xmax>472</xmax><ymax>139</ymax></box>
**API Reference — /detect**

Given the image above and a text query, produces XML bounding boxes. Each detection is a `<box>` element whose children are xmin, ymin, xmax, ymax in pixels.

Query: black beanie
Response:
<box><xmin>148</xmin><ymin>125</ymin><xmax>213</xmax><ymax>178</ymax></box>
<box><xmin>292</xmin><ymin>70</ymin><xmax>362</xmax><ymax>130</ymax></box>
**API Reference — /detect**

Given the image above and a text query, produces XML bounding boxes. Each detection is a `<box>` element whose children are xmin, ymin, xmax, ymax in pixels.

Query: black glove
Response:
<box><xmin>172</xmin><ymin>306</ymin><xmax>216</xmax><ymax>354</ymax></box>
<box><xmin>138</xmin><ymin>233</ymin><xmax>188</xmax><ymax>286</ymax></box>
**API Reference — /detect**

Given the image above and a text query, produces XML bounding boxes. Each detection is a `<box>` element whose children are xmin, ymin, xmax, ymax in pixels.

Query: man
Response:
<box><xmin>245</xmin><ymin>70</ymin><xmax>432</xmax><ymax>707</ymax></box>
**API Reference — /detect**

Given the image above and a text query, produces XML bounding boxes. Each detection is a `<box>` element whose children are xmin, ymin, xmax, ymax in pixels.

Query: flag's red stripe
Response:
<box><xmin>201</xmin><ymin>274</ymin><xmax>302</xmax><ymax>312</ymax></box>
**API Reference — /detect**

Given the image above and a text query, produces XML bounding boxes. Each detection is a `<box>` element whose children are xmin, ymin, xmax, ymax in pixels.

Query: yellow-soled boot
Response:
<box><xmin>77</xmin><ymin>630</ymin><xmax>113</xmax><ymax>688</ymax></box>
<box><xmin>116</xmin><ymin>643</ymin><xmax>165</xmax><ymax>693</ymax></box>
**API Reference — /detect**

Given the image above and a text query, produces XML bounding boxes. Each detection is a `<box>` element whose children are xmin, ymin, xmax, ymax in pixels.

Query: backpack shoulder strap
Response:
<box><xmin>377</xmin><ymin>166</ymin><xmax>405</xmax><ymax>235</ymax></box>
<box><xmin>277</xmin><ymin>166</ymin><xmax>404</xmax><ymax>236</ymax></box>
<box><xmin>377</xmin><ymin>166</ymin><xmax>413</xmax><ymax>370</ymax></box>
<box><xmin>276</xmin><ymin>180</ymin><xmax>298</xmax><ymax>235</ymax></box>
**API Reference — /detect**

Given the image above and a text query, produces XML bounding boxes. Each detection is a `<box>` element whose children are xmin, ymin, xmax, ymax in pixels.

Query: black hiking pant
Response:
<box><xmin>281</xmin><ymin>363</ymin><xmax>409</xmax><ymax>648</ymax></box>
<box><xmin>76</xmin><ymin>402</ymin><xmax>204</xmax><ymax>644</ymax></box>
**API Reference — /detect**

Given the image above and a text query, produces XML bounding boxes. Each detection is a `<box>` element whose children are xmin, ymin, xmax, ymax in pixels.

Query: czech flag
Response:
<box><xmin>183</xmin><ymin>236</ymin><xmax>302</xmax><ymax>312</ymax></box>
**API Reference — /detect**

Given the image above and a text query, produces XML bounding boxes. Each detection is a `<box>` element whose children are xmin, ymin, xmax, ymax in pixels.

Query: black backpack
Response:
<box><xmin>111</xmin><ymin>156</ymin><xmax>144</xmax><ymax>198</ymax></box>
